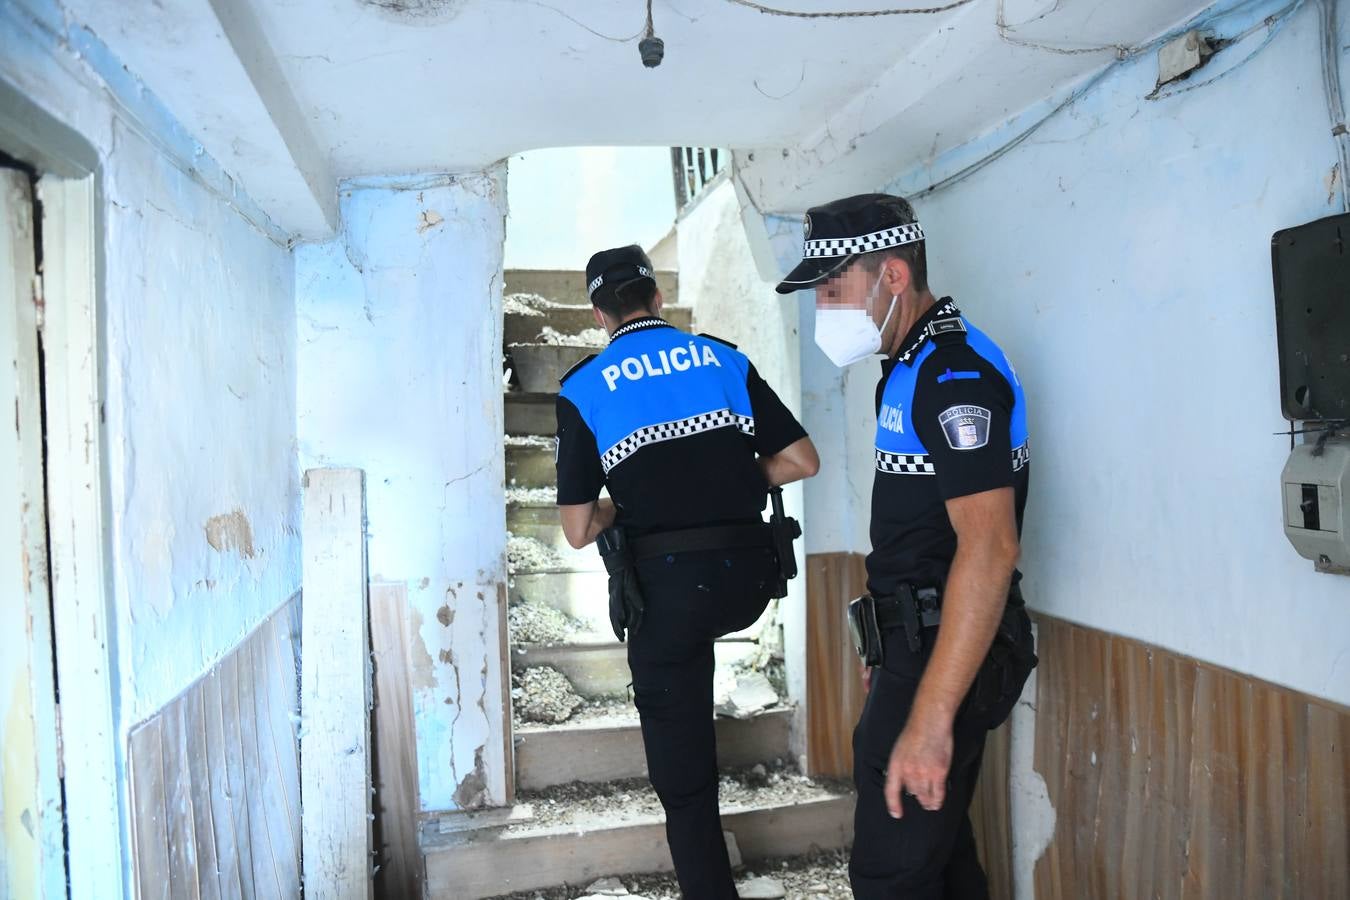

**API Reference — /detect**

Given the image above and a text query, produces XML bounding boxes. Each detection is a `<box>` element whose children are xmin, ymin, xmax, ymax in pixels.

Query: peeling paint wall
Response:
<box><xmin>1</xmin><ymin>0</ymin><xmax>302</xmax><ymax>724</ymax></box>
<box><xmin>1</xmin><ymin>0</ymin><xmax>302</xmax><ymax>893</ymax></box>
<box><xmin>295</xmin><ymin>171</ymin><xmax>510</xmax><ymax>812</ymax></box>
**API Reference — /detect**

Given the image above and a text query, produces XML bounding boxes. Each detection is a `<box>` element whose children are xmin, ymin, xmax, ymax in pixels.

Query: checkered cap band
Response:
<box><xmin>588</xmin><ymin>275</ymin><xmax>605</xmax><ymax>297</ymax></box>
<box><xmin>804</xmin><ymin>223</ymin><xmax>924</xmax><ymax>259</ymax></box>
<box><xmin>602</xmin><ymin>408</ymin><xmax>756</xmax><ymax>473</ymax></box>
<box><xmin>876</xmin><ymin>441</ymin><xmax>1032</xmax><ymax>475</ymax></box>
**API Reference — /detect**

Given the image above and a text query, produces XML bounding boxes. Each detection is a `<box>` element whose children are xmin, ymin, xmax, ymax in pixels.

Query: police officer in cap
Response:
<box><xmin>555</xmin><ymin>244</ymin><xmax>819</xmax><ymax>898</ymax></box>
<box><xmin>777</xmin><ymin>195</ymin><xmax>1037</xmax><ymax>899</ymax></box>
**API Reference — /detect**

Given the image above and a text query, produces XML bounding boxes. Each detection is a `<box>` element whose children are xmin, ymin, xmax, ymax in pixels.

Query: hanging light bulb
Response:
<box><xmin>639</xmin><ymin>0</ymin><xmax>664</xmax><ymax>68</ymax></box>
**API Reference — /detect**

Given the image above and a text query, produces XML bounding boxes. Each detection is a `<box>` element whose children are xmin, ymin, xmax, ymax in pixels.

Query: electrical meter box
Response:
<box><xmin>1281</xmin><ymin>436</ymin><xmax>1350</xmax><ymax>573</ymax></box>
<box><xmin>1270</xmin><ymin>213</ymin><xmax>1350</xmax><ymax>421</ymax></box>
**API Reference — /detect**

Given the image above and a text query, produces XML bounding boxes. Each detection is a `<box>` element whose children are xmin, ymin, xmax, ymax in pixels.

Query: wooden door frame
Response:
<box><xmin>0</xmin><ymin>80</ymin><xmax>126</xmax><ymax>899</ymax></box>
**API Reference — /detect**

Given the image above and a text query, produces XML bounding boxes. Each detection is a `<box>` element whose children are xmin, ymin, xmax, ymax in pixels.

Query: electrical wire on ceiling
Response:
<box><xmin>995</xmin><ymin>0</ymin><xmax>1134</xmax><ymax>57</ymax></box>
<box><xmin>903</xmin><ymin>0</ymin><xmax>1310</xmax><ymax>198</ymax></box>
<box><xmin>724</xmin><ymin>0</ymin><xmax>976</xmax><ymax>17</ymax></box>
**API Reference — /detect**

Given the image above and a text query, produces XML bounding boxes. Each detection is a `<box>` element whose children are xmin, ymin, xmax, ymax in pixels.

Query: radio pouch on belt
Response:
<box><xmin>847</xmin><ymin>595</ymin><xmax>884</xmax><ymax>667</ymax></box>
<box><xmin>596</xmin><ymin>527</ymin><xmax>645</xmax><ymax>642</ymax></box>
<box><xmin>768</xmin><ymin>487</ymin><xmax>803</xmax><ymax>600</ymax></box>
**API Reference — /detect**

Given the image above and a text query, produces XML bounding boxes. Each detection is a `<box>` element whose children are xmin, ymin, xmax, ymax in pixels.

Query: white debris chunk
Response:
<box><xmin>736</xmin><ymin>876</ymin><xmax>786</xmax><ymax>899</ymax></box>
<box><xmin>714</xmin><ymin>670</ymin><xmax>779</xmax><ymax>719</ymax></box>
<box><xmin>582</xmin><ymin>877</ymin><xmax>629</xmax><ymax>895</ymax></box>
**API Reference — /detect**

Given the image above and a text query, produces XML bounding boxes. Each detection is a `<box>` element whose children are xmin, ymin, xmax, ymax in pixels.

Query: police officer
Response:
<box><xmin>776</xmin><ymin>195</ymin><xmax>1036</xmax><ymax>899</ymax></box>
<box><xmin>555</xmin><ymin>244</ymin><xmax>819</xmax><ymax>899</ymax></box>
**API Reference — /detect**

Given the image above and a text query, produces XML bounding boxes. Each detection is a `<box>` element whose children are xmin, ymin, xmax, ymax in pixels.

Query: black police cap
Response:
<box><xmin>586</xmin><ymin>244</ymin><xmax>656</xmax><ymax>304</ymax></box>
<box><xmin>775</xmin><ymin>193</ymin><xmax>925</xmax><ymax>294</ymax></box>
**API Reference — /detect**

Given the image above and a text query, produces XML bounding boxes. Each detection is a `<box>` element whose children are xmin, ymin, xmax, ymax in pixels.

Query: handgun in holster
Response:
<box><xmin>768</xmin><ymin>487</ymin><xmax>802</xmax><ymax>600</ymax></box>
<box><xmin>596</xmin><ymin>526</ymin><xmax>645</xmax><ymax>642</ymax></box>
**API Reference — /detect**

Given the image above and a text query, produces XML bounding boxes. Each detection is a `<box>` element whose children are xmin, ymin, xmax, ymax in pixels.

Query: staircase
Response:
<box><xmin>421</xmin><ymin>269</ymin><xmax>853</xmax><ymax>900</ymax></box>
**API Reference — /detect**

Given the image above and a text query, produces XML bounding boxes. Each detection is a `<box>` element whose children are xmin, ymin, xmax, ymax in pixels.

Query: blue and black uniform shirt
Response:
<box><xmin>868</xmin><ymin>298</ymin><xmax>1030</xmax><ymax>595</ymax></box>
<box><xmin>555</xmin><ymin>316</ymin><xmax>807</xmax><ymax>537</ymax></box>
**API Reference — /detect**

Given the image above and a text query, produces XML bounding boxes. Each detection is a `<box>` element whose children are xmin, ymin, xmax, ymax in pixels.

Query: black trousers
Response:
<box><xmin>626</xmin><ymin>547</ymin><xmax>776</xmax><ymax>900</ymax></box>
<box><xmin>849</xmin><ymin>626</ymin><xmax>991</xmax><ymax>900</ymax></box>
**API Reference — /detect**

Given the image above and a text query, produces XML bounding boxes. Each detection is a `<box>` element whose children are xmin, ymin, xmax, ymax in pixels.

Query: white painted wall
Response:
<box><xmin>791</xmin><ymin>0</ymin><xmax>1350</xmax><ymax>706</ymax></box>
<box><xmin>1</xmin><ymin>1</ymin><xmax>302</xmax><ymax>894</ymax></box>
<box><xmin>674</xmin><ymin>178</ymin><xmax>810</xmax><ymax>756</ymax></box>
<box><xmin>296</xmin><ymin>172</ymin><xmax>510</xmax><ymax>812</ymax></box>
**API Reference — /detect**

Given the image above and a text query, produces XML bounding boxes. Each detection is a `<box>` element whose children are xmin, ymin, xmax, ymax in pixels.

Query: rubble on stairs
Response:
<box><xmin>512</xmin><ymin>666</ymin><xmax>584</xmax><ymax>724</ymax></box>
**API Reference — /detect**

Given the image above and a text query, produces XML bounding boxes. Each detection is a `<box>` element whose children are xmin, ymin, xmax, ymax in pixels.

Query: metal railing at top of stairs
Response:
<box><xmin>671</xmin><ymin>147</ymin><xmax>727</xmax><ymax>213</ymax></box>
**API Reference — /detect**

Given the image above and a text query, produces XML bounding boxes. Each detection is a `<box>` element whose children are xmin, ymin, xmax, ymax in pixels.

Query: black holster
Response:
<box><xmin>596</xmin><ymin>527</ymin><xmax>645</xmax><ymax>642</ymax></box>
<box><xmin>966</xmin><ymin>586</ymin><xmax>1038</xmax><ymax>730</ymax></box>
<box><xmin>767</xmin><ymin>487</ymin><xmax>802</xmax><ymax>600</ymax></box>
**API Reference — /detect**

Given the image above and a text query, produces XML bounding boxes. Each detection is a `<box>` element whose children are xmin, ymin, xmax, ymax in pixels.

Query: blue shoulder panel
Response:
<box><xmin>875</xmin><ymin>317</ymin><xmax>1029</xmax><ymax>471</ymax></box>
<box><xmin>559</xmin><ymin>328</ymin><xmax>756</xmax><ymax>473</ymax></box>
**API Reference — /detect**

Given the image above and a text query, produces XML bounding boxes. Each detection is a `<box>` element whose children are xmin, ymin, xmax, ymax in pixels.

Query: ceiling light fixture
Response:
<box><xmin>639</xmin><ymin>0</ymin><xmax>664</xmax><ymax>68</ymax></box>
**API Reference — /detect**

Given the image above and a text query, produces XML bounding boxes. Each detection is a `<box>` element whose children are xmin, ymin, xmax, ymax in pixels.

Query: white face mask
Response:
<box><xmin>814</xmin><ymin>269</ymin><xmax>897</xmax><ymax>368</ymax></box>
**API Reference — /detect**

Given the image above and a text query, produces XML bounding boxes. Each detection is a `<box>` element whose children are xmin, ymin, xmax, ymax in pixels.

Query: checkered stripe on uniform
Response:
<box><xmin>876</xmin><ymin>449</ymin><xmax>936</xmax><ymax>475</ymax></box>
<box><xmin>601</xmin><ymin>409</ymin><xmax>756</xmax><ymax>473</ymax></box>
<box><xmin>804</xmin><ymin>223</ymin><xmax>925</xmax><ymax>259</ymax></box>
<box><xmin>877</xmin><ymin>442</ymin><xmax>1033</xmax><ymax>476</ymax></box>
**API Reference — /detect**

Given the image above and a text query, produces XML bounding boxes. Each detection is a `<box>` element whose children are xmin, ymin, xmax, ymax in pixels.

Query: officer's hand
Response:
<box><xmin>860</xmin><ymin>662</ymin><xmax>872</xmax><ymax>692</ymax></box>
<box><xmin>883</xmin><ymin>717</ymin><xmax>953</xmax><ymax>818</ymax></box>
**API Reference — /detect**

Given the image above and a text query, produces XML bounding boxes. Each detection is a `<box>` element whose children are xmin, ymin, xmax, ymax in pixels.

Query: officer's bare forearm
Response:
<box><xmin>759</xmin><ymin>436</ymin><xmax>820</xmax><ymax>486</ymax></box>
<box><xmin>909</xmin><ymin>488</ymin><xmax>1018</xmax><ymax>728</ymax></box>
<box><xmin>559</xmin><ymin>499</ymin><xmax>617</xmax><ymax>549</ymax></box>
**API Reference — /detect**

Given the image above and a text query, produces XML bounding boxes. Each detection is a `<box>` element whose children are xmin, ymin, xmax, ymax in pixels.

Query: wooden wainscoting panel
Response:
<box><xmin>1032</xmin><ymin>614</ymin><xmax>1350</xmax><ymax>900</ymax></box>
<box><xmin>370</xmin><ymin>581</ymin><xmax>424</xmax><ymax>900</ymax></box>
<box><xmin>127</xmin><ymin>596</ymin><xmax>302</xmax><ymax>899</ymax></box>
<box><xmin>969</xmin><ymin>720</ymin><xmax>1012</xmax><ymax>899</ymax></box>
<box><xmin>804</xmin><ymin>551</ymin><xmax>869</xmax><ymax>778</ymax></box>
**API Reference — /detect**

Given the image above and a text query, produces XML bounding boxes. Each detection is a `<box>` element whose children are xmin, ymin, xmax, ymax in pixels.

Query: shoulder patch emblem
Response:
<box><xmin>698</xmin><ymin>332</ymin><xmax>738</xmax><ymax>349</ymax></box>
<box><xmin>939</xmin><ymin>405</ymin><xmax>991</xmax><ymax>450</ymax></box>
<box><xmin>558</xmin><ymin>353</ymin><xmax>597</xmax><ymax>386</ymax></box>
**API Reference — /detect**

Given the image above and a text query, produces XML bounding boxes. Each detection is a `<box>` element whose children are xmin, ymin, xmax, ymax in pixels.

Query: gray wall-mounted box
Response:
<box><xmin>1282</xmin><ymin>436</ymin><xmax>1350</xmax><ymax>572</ymax></box>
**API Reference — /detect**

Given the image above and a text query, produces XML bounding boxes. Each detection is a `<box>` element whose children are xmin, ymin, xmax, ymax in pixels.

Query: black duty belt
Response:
<box><xmin>628</xmin><ymin>523</ymin><xmax>772</xmax><ymax>561</ymax></box>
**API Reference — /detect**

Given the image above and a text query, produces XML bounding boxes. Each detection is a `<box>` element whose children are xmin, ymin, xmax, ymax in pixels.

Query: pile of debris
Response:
<box><xmin>506</xmin><ymin>485</ymin><xmax>559</xmax><ymax>506</ymax></box>
<box><xmin>512</xmin><ymin>666</ymin><xmax>583</xmax><ymax>724</ymax></box>
<box><xmin>507</xmin><ymin>533</ymin><xmax>564</xmax><ymax>572</ymax></box>
<box><xmin>508</xmin><ymin>601</ymin><xmax>582</xmax><ymax>645</ymax></box>
<box><xmin>538</xmin><ymin>324</ymin><xmax>608</xmax><ymax>347</ymax></box>
<box><xmin>503</xmin><ymin>292</ymin><xmax>553</xmax><ymax>317</ymax></box>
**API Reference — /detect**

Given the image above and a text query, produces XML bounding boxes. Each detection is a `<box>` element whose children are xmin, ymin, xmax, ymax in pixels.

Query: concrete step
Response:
<box><xmin>514</xmin><ymin>707</ymin><xmax>793</xmax><ymax>791</ymax></box>
<box><xmin>504</xmin><ymin>304</ymin><xmax>694</xmax><ymax>346</ymax></box>
<box><xmin>506</xmin><ymin>501</ymin><xmax>569</xmax><ymax>553</ymax></box>
<box><xmin>508</xmin><ymin>569</ymin><xmax>607</xmax><ymax>611</ymax></box>
<box><xmin>512</xmin><ymin>638</ymin><xmax>758</xmax><ymax>698</ymax></box>
<box><xmin>504</xmin><ymin>440</ymin><xmax>555</xmax><ymax>489</ymax></box>
<box><xmin>504</xmin><ymin>392</ymin><xmax>555</xmax><ymax>437</ymax></box>
<box><xmin>505</xmin><ymin>268</ymin><xmax>680</xmax><ymax>308</ymax></box>
<box><xmin>508</xmin><ymin>343</ymin><xmax>599</xmax><ymax>394</ymax></box>
<box><xmin>422</xmin><ymin>780</ymin><xmax>853</xmax><ymax>899</ymax></box>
